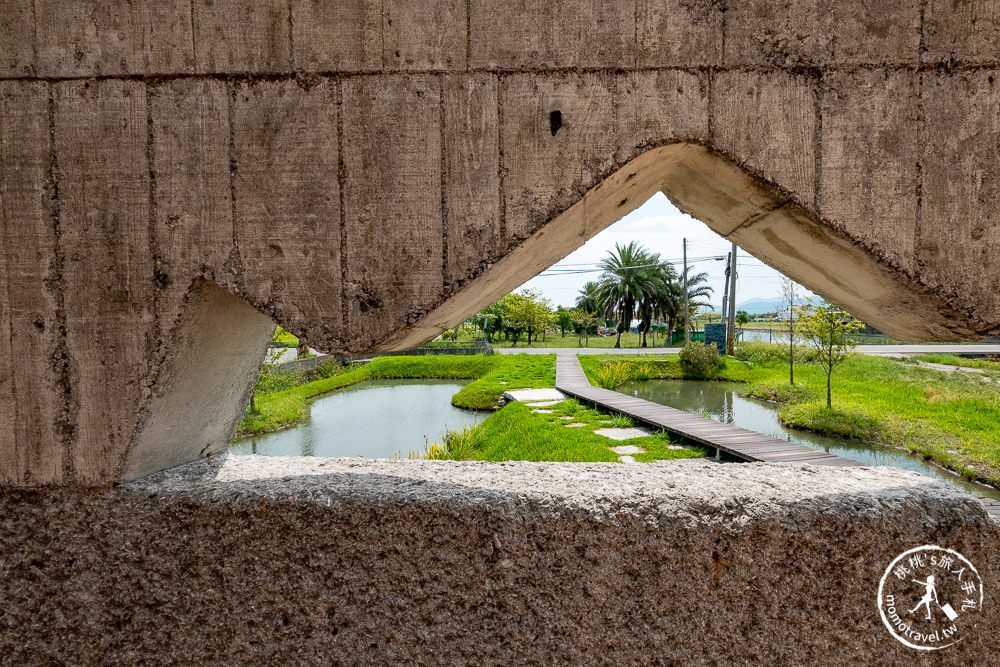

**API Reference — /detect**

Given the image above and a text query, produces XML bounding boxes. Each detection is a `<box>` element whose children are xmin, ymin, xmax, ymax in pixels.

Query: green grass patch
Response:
<box><xmin>451</xmin><ymin>354</ymin><xmax>555</xmax><ymax>410</ymax></box>
<box><xmin>239</xmin><ymin>354</ymin><xmax>555</xmax><ymax>436</ymax></box>
<box><xmin>722</xmin><ymin>343</ymin><xmax>1000</xmax><ymax>487</ymax></box>
<box><xmin>427</xmin><ymin>400</ymin><xmax>704</xmax><ymax>463</ymax></box>
<box><xmin>914</xmin><ymin>353</ymin><xmax>1000</xmax><ymax>372</ymax></box>
<box><xmin>780</xmin><ymin>403</ymin><xmax>883</xmax><ymax>441</ymax></box>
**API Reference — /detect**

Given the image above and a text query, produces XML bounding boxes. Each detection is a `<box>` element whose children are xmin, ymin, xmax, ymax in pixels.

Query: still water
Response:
<box><xmin>617</xmin><ymin>378</ymin><xmax>1000</xmax><ymax>500</ymax></box>
<box><xmin>231</xmin><ymin>379</ymin><xmax>486</xmax><ymax>459</ymax></box>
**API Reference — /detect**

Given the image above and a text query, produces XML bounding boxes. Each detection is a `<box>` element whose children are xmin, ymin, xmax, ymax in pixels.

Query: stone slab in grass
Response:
<box><xmin>610</xmin><ymin>445</ymin><xmax>647</xmax><ymax>455</ymax></box>
<box><xmin>595</xmin><ymin>427</ymin><xmax>653</xmax><ymax>441</ymax></box>
<box><xmin>559</xmin><ymin>416</ymin><xmax>574</xmax><ymax>420</ymax></box>
<box><xmin>503</xmin><ymin>388</ymin><xmax>566</xmax><ymax>403</ymax></box>
<box><xmin>564</xmin><ymin>422</ymin><xmax>587</xmax><ymax>427</ymax></box>
<box><xmin>524</xmin><ymin>400</ymin><xmax>562</xmax><ymax>407</ymax></box>
<box><xmin>532</xmin><ymin>409</ymin><xmax>555</xmax><ymax>414</ymax></box>
<box><xmin>619</xmin><ymin>455</ymin><xmax>637</xmax><ymax>463</ymax></box>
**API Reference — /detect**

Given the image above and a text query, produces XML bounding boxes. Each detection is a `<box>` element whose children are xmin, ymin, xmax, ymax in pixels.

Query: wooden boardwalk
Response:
<box><xmin>554</xmin><ymin>354</ymin><xmax>859</xmax><ymax>466</ymax></box>
<box><xmin>983</xmin><ymin>498</ymin><xmax>1000</xmax><ymax>520</ymax></box>
<box><xmin>554</xmin><ymin>354</ymin><xmax>1000</xmax><ymax>521</ymax></box>
<box><xmin>554</xmin><ymin>354</ymin><xmax>1000</xmax><ymax>520</ymax></box>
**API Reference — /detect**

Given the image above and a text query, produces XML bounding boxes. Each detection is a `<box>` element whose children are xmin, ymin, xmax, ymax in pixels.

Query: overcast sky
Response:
<box><xmin>515</xmin><ymin>192</ymin><xmax>811</xmax><ymax>310</ymax></box>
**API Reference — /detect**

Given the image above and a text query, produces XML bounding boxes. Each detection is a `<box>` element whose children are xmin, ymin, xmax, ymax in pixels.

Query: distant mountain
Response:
<box><xmin>735</xmin><ymin>297</ymin><xmax>784</xmax><ymax>315</ymax></box>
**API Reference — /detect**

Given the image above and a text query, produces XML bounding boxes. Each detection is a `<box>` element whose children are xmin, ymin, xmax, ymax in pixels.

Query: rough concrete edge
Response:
<box><xmin>378</xmin><ymin>140</ymin><xmax>986</xmax><ymax>353</ymax></box>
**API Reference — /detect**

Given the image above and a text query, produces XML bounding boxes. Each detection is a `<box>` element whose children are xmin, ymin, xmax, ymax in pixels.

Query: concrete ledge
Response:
<box><xmin>2</xmin><ymin>456</ymin><xmax>996</xmax><ymax>663</ymax></box>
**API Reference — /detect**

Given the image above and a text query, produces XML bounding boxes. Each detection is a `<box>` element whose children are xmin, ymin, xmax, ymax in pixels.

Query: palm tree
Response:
<box><xmin>652</xmin><ymin>270</ymin><xmax>713</xmax><ymax>344</ymax></box>
<box><xmin>596</xmin><ymin>242</ymin><xmax>658</xmax><ymax>348</ymax></box>
<box><xmin>575</xmin><ymin>281</ymin><xmax>602</xmax><ymax>315</ymax></box>
<box><xmin>636</xmin><ymin>260</ymin><xmax>677</xmax><ymax>347</ymax></box>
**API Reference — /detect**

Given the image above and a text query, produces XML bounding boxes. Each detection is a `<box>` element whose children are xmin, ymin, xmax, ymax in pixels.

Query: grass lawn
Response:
<box><xmin>239</xmin><ymin>354</ymin><xmax>554</xmax><ymax>436</ymax></box>
<box><xmin>426</xmin><ymin>399</ymin><xmax>705</xmax><ymax>463</ymax></box>
<box><xmin>579</xmin><ymin>347</ymin><xmax>1000</xmax><ymax>487</ymax></box>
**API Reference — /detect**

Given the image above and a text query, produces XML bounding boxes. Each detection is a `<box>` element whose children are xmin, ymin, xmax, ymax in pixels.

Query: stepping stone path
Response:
<box><xmin>619</xmin><ymin>455</ymin><xmax>637</xmax><ymax>463</ymax></box>
<box><xmin>564</xmin><ymin>423</ymin><xmax>587</xmax><ymax>427</ymax></box>
<box><xmin>524</xmin><ymin>400</ymin><xmax>562</xmax><ymax>407</ymax></box>
<box><xmin>593</xmin><ymin>427</ymin><xmax>652</xmax><ymax>441</ymax></box>
<box><xmin>610</xmin><ymin>445</ymin><xmax>646</xmax><ymax>455</ymax></box>
<box><xmin>532</xmin><ymin>409</ymin><xmax>555</xmax><ymax>414</ymax></box>
<box><xmin>559</xmin><ymin>416</ymin><xmax>574</xmax><ymax>420</ymax></box>
<box><xmin>503</xmin><ymin>388</ymin><xmax>567</xmax><ymax>403</ymax></box>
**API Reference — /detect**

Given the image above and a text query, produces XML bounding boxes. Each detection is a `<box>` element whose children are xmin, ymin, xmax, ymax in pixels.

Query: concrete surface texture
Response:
<box><xmin>2</xmin><ymin>2</ymin><xmax>1000</xmax><ymax>483</ymax></box>
<box><xmin>0</xmin><ymin>456</ymin><xmax>996</xmax><ymax>663</ymax></box>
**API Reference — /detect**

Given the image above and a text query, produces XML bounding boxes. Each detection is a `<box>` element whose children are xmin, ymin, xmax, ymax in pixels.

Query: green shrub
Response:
<box><xmin>596</xmin><ymin>361</ymin><xmax>633</xmax><ymax>389</ymax></box>
<box><xmin>313</xmin><ymin>360</ymin><xmax>346</xmax><ymax>380</ymax></box>
<box><xmin>255</xmin><ymin>367</ymin><xmax>306</xmax><ymax>395</ymax></box>
<box><xmin>733</xmin><ymin>341</ymin><xmax>786</xmax><ymax>365</ymax></box>
<box><xmin>732</xmin><ymin>341</ymin><xmax>820</xmax><ymax>366</ymax></box>
<box><xmin>678</xmin><ymin>342</ymin><xmax>725</xmax><ymax>379</ymax></box>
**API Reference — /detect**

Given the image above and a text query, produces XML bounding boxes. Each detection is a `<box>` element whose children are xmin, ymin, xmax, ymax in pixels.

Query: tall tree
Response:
<box><xmin>596</xmin><ymin>242</ymin><xmax>658</xmax><ymax>348</ymax></box>
<box><xmin>636</xmin><ymin>260</ymin><xmax>676</xmax><ymax>347</ymax></box>
<box><xmin>553</xmin><ymin>306</ymin><xmax>573</xmax><ymax>337</ymax></box>
<box><xmin>575</xmin><ymin>281</ymin><xmax>602</xmax><ymax>315</ymax></box>
<box><xmin>798</xmin><ymin>301</ymin><xmax>864</xmax><ymax>408</ymax></box>
<box><xmin>570</xmin><ymin>308</ymin><xmax>600</xmax><ymax>346</ymax></box>
<box><xmin>654</xmin><ymin>270</ymin><xmax>713</xmax><ymax>343</ymax></box>
<box><xmin>505</xmin><ymin>290</ymin><xmax>551</xmax><ymax>346</ymax></box>
<box><xmin>779</xmin><ymin>278</ymin><xmax>799</xmax><ymax>385</ymax></box>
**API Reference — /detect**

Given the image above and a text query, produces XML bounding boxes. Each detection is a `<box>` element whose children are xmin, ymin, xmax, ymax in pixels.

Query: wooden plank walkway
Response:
<box><xmin>554</xmin><ymin>354</ymin><xmax>1000</xmax><ymax>521</ymax></box>
<box><xmin>982</xmin><ymin>498</ymin><xmax>1000</xmax><ymax>520</ymax></box>
<box><xmin>554</xmin><ymin>354</ymin><xmax>858</xmax><ymax>466</ymax></box>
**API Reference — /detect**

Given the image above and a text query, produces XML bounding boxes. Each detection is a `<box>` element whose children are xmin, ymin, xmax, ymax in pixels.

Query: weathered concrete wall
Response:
<box><xmin>2</xmin><ymin>1</ymin><xmax>1000</xmax><ymax>482</ymax></box>
<box><xmin>1</xmin><ymin>457</ymin><xmax>997</xmax><ymax>663</ymax></box>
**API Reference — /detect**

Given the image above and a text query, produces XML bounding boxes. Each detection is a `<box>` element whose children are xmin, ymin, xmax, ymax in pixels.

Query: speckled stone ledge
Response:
<box><xmin>2</xmin><ymin>456</ymin><xmax>996</xmax><ymax>664</ymax></box>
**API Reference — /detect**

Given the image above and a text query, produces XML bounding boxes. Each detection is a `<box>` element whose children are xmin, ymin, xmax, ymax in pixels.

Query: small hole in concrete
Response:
<box><xmin>549</xmin><ymin>110</ymin><xmax>563</xmax><ymax>136</ymax></box>
<box><xmin>618</xmin><ymin>198</ymin><xmax>628</xmax><ymax>207</ymax></box>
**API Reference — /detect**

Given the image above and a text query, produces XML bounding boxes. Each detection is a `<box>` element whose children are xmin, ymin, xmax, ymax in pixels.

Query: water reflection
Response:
<box><xmin>617</xmin><ymin>378</ymin><xmax>1000</xmax><ymax>500</ymax></box>
<box><xmin>231</xmin><ymin>379</ymin><xmax>486</xmax><ymax>459</ymax></box>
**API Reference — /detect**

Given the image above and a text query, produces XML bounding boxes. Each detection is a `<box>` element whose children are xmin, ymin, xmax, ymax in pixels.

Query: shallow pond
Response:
<box><xmin>617</xmin><ymin>378</ymin><xmax>1000</xmax><ymax>500</ymax></box>
<box><xmin>231</xmin><ymin>379</ymin><xmax>486</xmax><ymax>459</ymax></box>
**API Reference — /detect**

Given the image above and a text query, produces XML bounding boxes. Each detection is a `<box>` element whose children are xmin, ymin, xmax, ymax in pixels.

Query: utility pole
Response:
<box><xmin>721</xmin><ymin>251</ymin><xmax>731</xmax><ymax>332</ymax></box>
<box><xmin>726</xmin><ymin>242</ymin><xmax>738</xmax><ymax>355</ymax></box>
<box><xmin>683</xmin><ymin>238</ymin><xmax>690</xmax><ymax>345</ymax></box>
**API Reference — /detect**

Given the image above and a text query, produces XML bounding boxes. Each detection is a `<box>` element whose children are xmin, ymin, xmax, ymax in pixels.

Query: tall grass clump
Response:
<box><xmin>596</xmin><ymin>361</ymin><xmax>633</xmax><ymax>389</ymax></box>
<box><xmin>425</xmin><ymin>425</ymin><xmax>480</xmax><ymax>460</ymax></box>
<box><xmin>629</xmin><ymin>362</ymin><xmax>655</xmax><ymax>381</ymax></box>
<box><xmin>607</xmin><ymin>413</ymin><xmax>634</xmax><ymax>428</ymax></box>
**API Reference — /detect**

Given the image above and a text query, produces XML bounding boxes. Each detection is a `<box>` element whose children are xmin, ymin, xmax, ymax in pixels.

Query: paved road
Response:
<box><xmin>496</xmin><ymin>344</ymin><xmax>1000</xmax><ymax>356</ymax></box>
